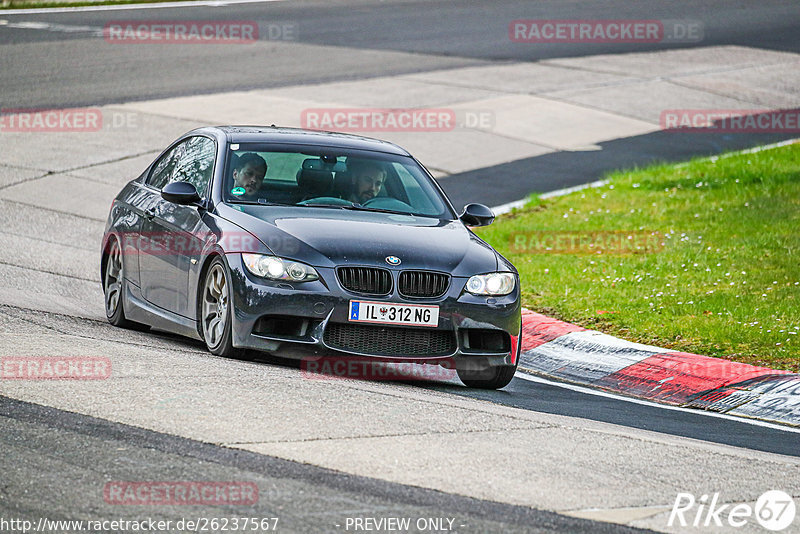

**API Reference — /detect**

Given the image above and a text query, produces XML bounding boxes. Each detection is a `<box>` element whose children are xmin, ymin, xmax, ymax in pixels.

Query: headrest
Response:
<box><xmin>297</xmin><ymin>168</ymin><xmax>333</xmax><ymax>197</ymax></box>
<box><xmin>331</xmin><ymin>170</ymin><xmax>352</xmax><ymax>198</ymax></box>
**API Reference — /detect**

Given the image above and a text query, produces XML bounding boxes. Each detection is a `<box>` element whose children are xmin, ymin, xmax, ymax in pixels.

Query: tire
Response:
<box><xmin>457</xmin><ymin>361</ymin><xmax>518</xmax><ymax>389</ymax></box>
<box><xmin>200</xmin><ymin>257</ymin><xmax>240</xmax><ymax>358</ymax></box>
<box><xmin>104</xmin><ymin>237</ymin><xmax>137</xmax><ymax>329</ymax></box>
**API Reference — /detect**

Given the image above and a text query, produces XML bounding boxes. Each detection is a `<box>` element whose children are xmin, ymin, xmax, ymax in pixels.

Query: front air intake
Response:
<box><xmin>336</xmin><ymin>267</ymin><xmax>393</xmax><ymax>295</ymax></box>
<box><xmin>399</xmin><ymin>270</ymin><xmax>450</xmax><ymax>298</ymax></box>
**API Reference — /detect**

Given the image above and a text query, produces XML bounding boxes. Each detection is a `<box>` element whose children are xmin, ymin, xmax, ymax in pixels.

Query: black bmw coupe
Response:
<box><xmin>101</xmin><ymin>127</ymin><xmax>521</xmax><ymax>389</ymax></box>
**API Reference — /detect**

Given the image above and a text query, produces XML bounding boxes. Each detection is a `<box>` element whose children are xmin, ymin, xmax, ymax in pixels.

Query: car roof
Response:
<box><xmin>193</xmin><ymin>126</ymin><xmax>411</xmax><ymax>156</ymax></box>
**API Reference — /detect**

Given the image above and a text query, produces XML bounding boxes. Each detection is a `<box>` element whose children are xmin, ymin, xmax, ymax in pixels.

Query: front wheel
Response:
<box><xmin>457</xmin><ymin>362</ymin><xmax>518</xmax><ymax>389</ymax></box>
<box><xmin>200</xmin><ymin>258</ymin><xmax>240</xmax><ymax>358</ymax></box>
<box><xmin>104</xmin><ymin>237</ymin><xmax>137</xmax><ymax>328</ymax></box>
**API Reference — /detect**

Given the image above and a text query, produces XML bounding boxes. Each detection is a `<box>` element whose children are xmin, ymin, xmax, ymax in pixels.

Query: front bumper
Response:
<box><xmin>224</xmin><ymin>253</ymin><xmax>522</xmax><ymax>367</ymax></box>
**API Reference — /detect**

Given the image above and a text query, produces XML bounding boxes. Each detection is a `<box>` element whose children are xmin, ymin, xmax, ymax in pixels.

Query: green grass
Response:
<box><xmin>476</xmin><ymin>142</ymin><xmax>800</xmax><ymax>371</ymax></box>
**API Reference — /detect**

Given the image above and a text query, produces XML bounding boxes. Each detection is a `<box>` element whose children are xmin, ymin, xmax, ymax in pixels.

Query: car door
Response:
<box><xmin>139</xmin><ymin>136</ymin><xmax>215</xmax><ymax>316</ymax></box>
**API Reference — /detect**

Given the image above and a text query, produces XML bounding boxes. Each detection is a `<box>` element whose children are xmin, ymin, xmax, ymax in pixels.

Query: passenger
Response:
<box><xmin>231</xmin><ymin>153</ymin><xmax>267</xmax><ymax>198</ymax></box>
<box><xmin>346</xmin><ymin>160</ymin><xmax>387</xmax><ymax>204</ymax></box>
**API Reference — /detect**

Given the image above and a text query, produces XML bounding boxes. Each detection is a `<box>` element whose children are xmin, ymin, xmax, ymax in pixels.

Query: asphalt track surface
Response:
<box><xmin>0</xmin><ymin>303</ymin><xmax>798</xmax><ymax>531</ymax></box>
<box><xmin>0</xmin><ymin>396</ymin><xmax>641</xmax><ymax>534</ymax></box>
<box><xmin>434</xmin><ymin>375</ymin><xmax>800</xmax><ymax>458</ymax></box>
<box><xmin>2</xmin><ymin>0</ymin><xmax>800</xmax><ymax>108</ymax></box>
<box><xmin>2</xmin><ymin>1</ymin><xmax>800</xmax><ymax>532</ymax></box>
<box><xmin>2</xmin><ymin>0</ymin><xmax>799</xmax><ymax>208</ymax></box>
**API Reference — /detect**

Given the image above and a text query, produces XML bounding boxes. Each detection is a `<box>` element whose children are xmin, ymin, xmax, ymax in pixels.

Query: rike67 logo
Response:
<box><xmin>669</xmin><ymin>490</ymin><xmax>796</xmax><ymax>531</ymax></box>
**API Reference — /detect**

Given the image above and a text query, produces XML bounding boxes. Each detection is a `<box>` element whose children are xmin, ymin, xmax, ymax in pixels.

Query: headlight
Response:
<box><xmin>465</xmin><ymin>272</ymin><xmax>515</xmax><ymax>296</ymax></box>
<box><xmin>241</xmin><ymin>253</ymin><xmax>319</xmax><ymax>282</ymax></box>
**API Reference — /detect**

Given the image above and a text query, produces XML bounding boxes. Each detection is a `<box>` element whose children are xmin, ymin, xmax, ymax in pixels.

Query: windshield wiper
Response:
<box><xmin>299</xmin><ymin>202</ymin><xmax>358</xmax><ymax>209</ymax></box>
<box><xmin>340</xmin><ymin>205</ymin><xmax>412</xmax><ymax>216</ymax></box>
<box><xmin>300</xmin><ymin>202</ymin><xmax>417</xmax><ymax>216</ymax></box>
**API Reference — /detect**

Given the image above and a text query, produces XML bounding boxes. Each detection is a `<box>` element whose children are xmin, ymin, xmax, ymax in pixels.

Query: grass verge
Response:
<box><xmin>475</xmin><ymin>142</ymin><xmax>800</xmax><ymax>371</ymax></box>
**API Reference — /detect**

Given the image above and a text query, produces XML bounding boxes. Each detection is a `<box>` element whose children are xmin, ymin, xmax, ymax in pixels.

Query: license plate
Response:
<box><xmin>349</xmin><ymin>300</ymin><xmax>439</xmax><ymax>327</ymax></box>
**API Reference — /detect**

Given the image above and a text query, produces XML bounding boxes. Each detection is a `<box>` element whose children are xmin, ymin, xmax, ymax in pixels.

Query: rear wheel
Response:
<box><xmin>201</xmin><ymin>258</ymin><xmax>240</xmax><ymax>358</ymax></box>
<box><xmin>104</xmin><ymin>238</ymin><xmax>136</xmax><ymax>328</ymax></box>
<box><xmin>457</xmin><ymin>362</ymin><xmax>518</xmax><ymax>389</ymax></box>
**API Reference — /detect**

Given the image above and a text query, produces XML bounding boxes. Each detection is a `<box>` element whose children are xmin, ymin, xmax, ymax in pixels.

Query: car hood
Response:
<box><xmin>218</xmin><ymin>204</ymin><xmax>499</xmax><ymax>276</ymax></box>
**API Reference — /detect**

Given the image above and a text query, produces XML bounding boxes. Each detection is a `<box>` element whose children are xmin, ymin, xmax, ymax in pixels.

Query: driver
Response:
<box><xmin>231</xmin><ymin>153</ymin><xmax>268</xmax><ymax>198</ymax></box>
<box><xmin>346</xmin><ymin>160</ymin><xmax>386</xmax><ymax>204</ymax></box>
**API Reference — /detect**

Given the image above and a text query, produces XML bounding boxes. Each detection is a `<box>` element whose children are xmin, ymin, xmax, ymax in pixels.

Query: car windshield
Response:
<box><xmin>222</xmin><ymin>145</ymin><xmax>453</xmax><ymax>218</ymax></box>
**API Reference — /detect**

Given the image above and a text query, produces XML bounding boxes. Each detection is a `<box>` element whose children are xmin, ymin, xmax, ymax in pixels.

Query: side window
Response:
<box><xmin>147</xmin><ymin>141</ymin><xmax>187</xmax><ymax>190</ymax></box>
<box><xmin>170</xmin><ymin>136</ymin><xmax>215</xmax><ymax>198</ymax></box>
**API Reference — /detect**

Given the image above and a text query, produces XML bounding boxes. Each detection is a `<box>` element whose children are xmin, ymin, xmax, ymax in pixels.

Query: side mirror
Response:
<box><xmin>162</xmin><ymin>181</ymin><xmax>201</xmax><ymax>205</ymax></box>
<box><xmin>459</xmin><ymin>203</ymin><xmax>495</xmax><ymax>227</ymax></box>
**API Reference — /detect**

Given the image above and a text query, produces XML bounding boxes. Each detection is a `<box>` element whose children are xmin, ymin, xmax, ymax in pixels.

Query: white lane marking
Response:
<box><xmin>491</xmin><ymin>179</ymin><xmax>609</xmax><ymax>215</ymax></box>
<box><xmin>0</xmin><ymin>0</ymin><xmax>278</xmax><ymax>16</ymax></box>
<box><xmin>675</xmin><ymin>138</ymin><xmax>800</xmax><ymax>168</ymax></box>
<box><xmin>514</xmin><ymin>372</ymin><xmax>800</xmax><ymax>434</ymax></box>
<box><xmin>1</xmin><ymin>20</ymin><xmax>103</xmax><ymax>35</ymax></box>
<box><xmin>538</xmin><ymin>179</ymin><xmax>610</xmax><ymax>199</ymax></box>
<box><xmin>491</xmin><ymin>138</ymin><xmax>799</xmax><ymax>215</ymax></box>
<box><xmin>489</xmin><ymin>198</ymin><xmax>526</xmax><ymax>216</ymax></box>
